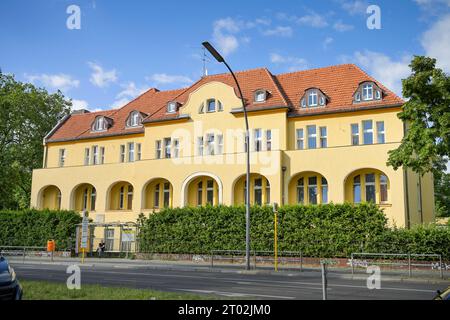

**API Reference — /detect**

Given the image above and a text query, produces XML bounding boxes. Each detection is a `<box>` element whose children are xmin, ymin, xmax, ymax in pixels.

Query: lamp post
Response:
<box><xmin>202</xmin><ymin>41</ymin><xmax>251</xmax><ymax>270</ymax></box>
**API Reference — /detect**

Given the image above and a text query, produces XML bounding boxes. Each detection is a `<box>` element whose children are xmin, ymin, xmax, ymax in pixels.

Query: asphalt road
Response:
<box><xmin>9</xmin><ymin>261</ymin><xmax>448</xmax><ymax>300</ymax></box>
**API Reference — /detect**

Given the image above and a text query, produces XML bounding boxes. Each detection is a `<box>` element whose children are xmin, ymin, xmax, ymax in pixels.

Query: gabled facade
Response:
<box><xmin>31</xmin><ymin>64</ymin><xmax>434</xmax><ymax>228</ymax></box>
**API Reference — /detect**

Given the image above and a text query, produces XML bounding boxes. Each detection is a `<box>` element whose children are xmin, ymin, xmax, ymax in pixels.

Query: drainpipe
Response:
<box><xmin>281</xmin><ymin>166</ymin><xmax>287</xmax><ymax>205</ymax></box>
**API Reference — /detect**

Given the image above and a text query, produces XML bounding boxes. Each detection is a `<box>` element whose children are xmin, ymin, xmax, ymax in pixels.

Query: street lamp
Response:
<box><xmin>202</xmin><ymin>41</ymin><xmax>251</xmax><ymax>270</ymax></box>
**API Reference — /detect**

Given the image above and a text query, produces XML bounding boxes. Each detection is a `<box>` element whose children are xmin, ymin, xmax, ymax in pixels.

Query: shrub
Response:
<box><xmin>0</xmin><ymin>209</ymin><xmax>81</xmax><ymax>250</ymax></box>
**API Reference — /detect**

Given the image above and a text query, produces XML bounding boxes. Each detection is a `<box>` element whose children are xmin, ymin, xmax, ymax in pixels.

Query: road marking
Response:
<box><xmin>174</xmin><ymin>288</ymin><xmax>295</xmax><ymax>300</ymax></box>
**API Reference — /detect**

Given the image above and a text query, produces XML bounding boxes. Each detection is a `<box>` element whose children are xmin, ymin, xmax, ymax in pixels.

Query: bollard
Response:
<box><xmin>300</xmin><ymin>251</ymin><xmax>303</xmax><ymax>272</ymax></box>
<box><xmin>408</xmin><ymin>253</ymin><xmax>411</xmax><ymax>278</ymax></box>
<box><xmin>321</xmin><ymin>262</ymin><xmax>328</xmax><ymax>300</ymax></box>
<box><xmin>439</xmin><ymin>255</ymin><xmax>443</xmax><ymax>279</ymax></box>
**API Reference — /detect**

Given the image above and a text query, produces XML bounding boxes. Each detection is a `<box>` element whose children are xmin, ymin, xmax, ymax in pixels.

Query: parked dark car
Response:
<box><xmin>0</xmin><ymin>256</ymin><xmax>23</xmax><ymax>300</ymax></box>
<box><xmin>434</xmin><ymin>286</ymin><xmax>450</xmax><ymax>300</ymax></box>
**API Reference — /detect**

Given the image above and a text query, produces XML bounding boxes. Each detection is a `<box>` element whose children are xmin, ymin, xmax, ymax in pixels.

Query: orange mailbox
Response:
<box><xmin>47</xmin><ymin>240</ymin><xmax>55</xmax><ymax>252</ymax></box>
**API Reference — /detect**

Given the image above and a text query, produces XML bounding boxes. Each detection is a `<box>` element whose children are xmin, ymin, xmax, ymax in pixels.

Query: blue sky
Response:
<box><xmin>0</xmin><ymin>0</ymin><xmax>449</xmax><ymax>112</ymax></box>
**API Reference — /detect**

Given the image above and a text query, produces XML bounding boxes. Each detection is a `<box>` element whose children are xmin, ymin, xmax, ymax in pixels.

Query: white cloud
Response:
<box><xmin>88</xmin><ymin>62</ymin><xmax>118</xmax><ymax>88</ymax></box>
<box><xmin>262</xmin><ymin>26</ymin><xmax>293</xmax><ymax>37</ymax></box>
<box><xmin>147</xmin><ymin>73</ymin><xmax>193</xmax><ymax>86</ymax></box>
<box><xmin>297</xmin><ymin>12</ymin><xmax>328</xmax><ymax>28</ymax></box>
<box><xmin>323</xmin><ymin>37</ymin><xmax>334</xmax><ymax>50</ymax></box>
<box><xmin>421</xmin><ymin>14</ymin><xmax>450</xmax><ymax>72</ymax></box>
<box><xmin>270</xmin><ymin>53</ymin><xmax>308</xmax><ymax>71</ymax></box>
<box><xmin>342</xmin><ymin>50</ymin><xmax>411</xmax><ymax>96</ymax></box>
<box><xmin>71</xmin><ymin>99</ymin><xmax>102</xmax><ymax>112</ymax></box>
<box><xmin>25</xmin><ymin>73</ymin><xmax>79</xmax><ymax>92</ymax></box>
<box><xmin>333</xmin><ymin>20</ymin><xmax>354</xmax><ymax>32</ymax></box>
<box><xmin>111</xmin><ymin>82</ymin><xmax>148</xmax><ymax>109</ymax></box>
<box><xmin>212</xmin><ymin>18</ymin><xmax>242</xmax><ymax>56</ymax></box>
<box><xmin>340</xmin><ymin>0</ymin><xmax>368</xmax><ymax>15</ymax></box>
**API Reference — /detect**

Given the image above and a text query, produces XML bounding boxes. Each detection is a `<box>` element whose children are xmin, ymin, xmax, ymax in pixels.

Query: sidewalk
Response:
<box><xmin>6</xmin><ymin>255</ymin><xmax>450</xmax><ymax>284</ymax></box>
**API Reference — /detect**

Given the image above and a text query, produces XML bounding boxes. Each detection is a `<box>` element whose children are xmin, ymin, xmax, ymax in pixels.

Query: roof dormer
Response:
<box><xmin>353</xmin><ymin>81</ymin><xmax>384</xmax><ymax>103</ymax></box>
<box><xmin>125</xmin><ymin>110</ymin><xmax>146</xmax><ymax>128</ymax></box>
<box><xmin>254</xmin><ymin>89</ymin><xmax>269</xmax><ymax>103</ymax></box>
<box><xmin>91</xmin><ymin>115</ymin><xmax>113</xmax><ymax>132</ymax></box>
<box><xmin>167</xmin><ymin>101</ymin><xmax>180</xmax><ymax>114</ymax></box>
<box><xmin>300</xmin><ymin>88</ymin><xmax>329</xmax><ymax>108</ymax></box>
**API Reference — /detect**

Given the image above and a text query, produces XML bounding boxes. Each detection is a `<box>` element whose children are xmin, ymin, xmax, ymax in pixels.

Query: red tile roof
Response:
<box><xmin>46</xmin><ymin>64</ymin><xmax>404</xmax><ymax>143</ymax></box>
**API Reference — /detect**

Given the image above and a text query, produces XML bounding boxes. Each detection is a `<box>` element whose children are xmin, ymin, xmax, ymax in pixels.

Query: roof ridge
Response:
<box><xmin>263</xmin><ymin>68</ymin><xmax>289</xmax><ymax>107</ymax></box>
<box><xmin>276</xmin><ymin>63</ymin><xmax>357</xmax><ymax>78</ymax></box>
<box><xmin>204</xmin><ymin>67</ymin><xmax>268</xmax><ymax>78</ymax></box>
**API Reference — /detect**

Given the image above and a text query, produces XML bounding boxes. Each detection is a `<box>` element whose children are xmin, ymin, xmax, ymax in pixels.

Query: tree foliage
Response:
<box><xmin>0</xmin><ymin>72</ymin><xmax>71</xmax><ymax>209</ymax></box>
<box><xmin>434</xmin><ymin>171</ymin><xmax>450</xmax><ymax>217</ymax></box>
<box><xmin>387</xmin><ymin>56</ymin><xmax>450</xmax><ymax>176</ymax></box>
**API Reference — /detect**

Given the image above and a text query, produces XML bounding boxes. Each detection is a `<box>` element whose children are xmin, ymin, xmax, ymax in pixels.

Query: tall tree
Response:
<box><xmin>387</xmin><ymin>56</ymin><xmax>449</xmax><ymax>176</ymax></box>
<box><xmin>0</xmin><ymin>72</ymin><xmax>71</xmax><ymax>209</ymax></box>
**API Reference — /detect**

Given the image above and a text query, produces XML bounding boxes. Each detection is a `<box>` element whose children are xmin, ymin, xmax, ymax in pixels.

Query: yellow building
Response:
<box><xmin>31</xmin><ymin>64</ymin><xmax>435</xmax><ymax>233</ymax></box>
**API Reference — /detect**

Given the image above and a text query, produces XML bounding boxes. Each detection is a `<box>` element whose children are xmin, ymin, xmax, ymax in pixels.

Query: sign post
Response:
<box><xmin>272</xmin><ymin>203</ymin><xmax>279</xmax><ymax>272</ymax></box>
<box><xmin>80</xmin><ymin>211</ymin><xmax>89</xmax><ymax>264</ymax></box>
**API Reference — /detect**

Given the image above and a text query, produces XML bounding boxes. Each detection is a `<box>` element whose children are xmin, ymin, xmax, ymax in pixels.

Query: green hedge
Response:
<box><xmin>0</xmin><ymin>209</ymin><xmax>82</xmax><ymax>250</ymax></box>
<box><xmin>138</xmin><ymin>204</ymin><xmax>450</xmax><ymax>259</ymax></box>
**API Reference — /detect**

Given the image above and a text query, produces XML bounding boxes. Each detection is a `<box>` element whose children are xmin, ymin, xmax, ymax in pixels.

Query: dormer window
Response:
<box><xmin>254</xmin><ymin>90</ymin><xmax>267</xmax><ymax>103</ymax></box>
<box><xmin>126</xmin><ymin>111</ymin><xmax>143</xmax><ymax>127</ymax></box>
<box><xmin>92</xmin><ymin>116</ymin><xmax>108</xmax><ymax>132</ymax></box>
<box><xmin>301</xmin><ymin>88</ymin><xmax>328</xmax><ymax>108</ymax></box>
<box><xmin>354</xmin><ymin>82</ymin><xmax>383</xmax><ymax>103</ymax></box>
<box><xmin>167</xmin><ymin>102</ymin><xmax>177</xmax><ymax>113</ymax></box>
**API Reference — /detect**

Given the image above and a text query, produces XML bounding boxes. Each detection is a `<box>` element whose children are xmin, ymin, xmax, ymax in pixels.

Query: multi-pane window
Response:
<box><xmin>206</xmin><ymin>134</ymin><xmax>215</xmax><ymax>155</ymax></box>
<box><xmin>363</xmin><ymin>83</ymin><xmax>373</xmax><ymax>101</ymax></box>
<box><xmin>197</xmin><ymin>182</ymin><xmax>203</xmax><ymax>206</ymax></box>
<box><xmin>265</xmin><ymin>130</ymin><xmax>272</xmax><ymax>151</ymax></box>
<box><xmin>255</xmin><ymin>90</ymin><xmax>266</xmax><ymax>102</ymax></box>
<box><xmin>136</xmin><ymin>143</ymin><xmax>142</xmax><ymax>161</ymax></box>
<box><xmin>127</xmin><ymin>185</ymin><xmax>133</xmax><ymax>210</ymax></box>
<box><xmin>197</xmin><ymin>137</ymin><xmax>204</xmax><ymax>156</ymax></box>
<box><xmin>130</xmin><ymin>111</ymin><xmax>140</xmax><ymax>126</ymax></box>
<box><xmin>59</xmin><ymin>149</ymin><xmax>66</xmax><ymax>167</ymax></box>
<box><xmin>351</xmin><ymin>124</ymin><xmax>359</xmax><ymax>145</ymax></box>
<box><xmin>297</xmin><ymin>178</ymin><xmax>305</xmax><ymax>204</ymax></box>
<box><xmin>84</xmin><ymin>148</ymin><xmax>90</xmax><ymax>166</ymax></box>
<box><xmin>206</xmin><ymin>180</ymin><xmax>214</xmax><ymax>204</ymax></box>
<box><xmin>296</xmin><ymin>129</ymin><xmax>304</xmax><ymax>150</ymax></box>
<box><xmin>120</xmin><ymin>145</ymin><xmax>125</xmax><ymax>163</ymax></box>
<box><xmin>362</xmin><ymin>120</ymin><xmax>373</xmax><ymax>145</ymax></box>
<box><xmin>90</xmin><ymin>187</ymin><xmax>96</xmax><ymax>211</ymax></box>
<box><xmin>307</xmin><ymin>125</ymin><xmax>317</xmax><ymax>149</ymax></box>
<box><xmin>308</xmin><ymin>91</ymin><xmax>318</xmax><ymax>106</ymax></box>
<box><xmin>155</xmin><ymin>140</ymin><xmax>162</xmax><ymax>159</ymax></box>
<box><xmin>92</xmin><ymin>146</ymin><xmax>99</xmax><ymax>165</ymax></box>
<box><xmin>380</xmin><ymin>175</ymin><xmax>388</xmax><ymax>203</ymax></box>
<box><xmin>83</xmin><ymin>188</ymin><xmax>88</xmax><ymax>211</ymax></box>
<box><xmin>154</xmin><ymin>184</ymin><xmax>160</xmax><ymax>208</ymax></box>
<box><xmin>100</xmin><ymin>147</ymin><xmax>105</xmax><ymax>164</ymax></box>
<box><xmin>265</xmin><ymin>182</ymin><xmax>270</xmax><ymax>204</ymax></box>
<box><xmin>377</xmin><ymin>121</ymin><xmax>385</xmax><ymax>144</ymax></box>
<box><xmin>173</xmin><ymin>139</ymin><xmax>179</xmax><ymax>158</ymax></box>
<box><xmin>353</xmin><ymin>175</ymin><xmax>361</xmax><ymax>203</ymax></box>
<box><xmin>217</xmin><ymin>135</ymin><xmax>223</xmax><ymax>155</ymax></box>
<box><xmin>128</xmin><ymin>142</ymin><xmax>135</xmax><ymax>162</ymax></box>
<box><xmin>308</xmin><ymin>176</ymin><xmax>318</xmax><ymax>205</ymax></box>
<box><xmin>365</xmin><ymin>174</ymin><xmax>376</xmax><ymax>203</ymax></box>
<box><xmin>119</xmin><ymin>186</ymin><xmax>125</xmax><ymax>209</ymax></box>
<box><xmin>321</xmin><ymin>177</ymin><xmax>328</xmax><ymax>204</ymax></box>
<box><xmin>163</xmin><ymin>183</ymin><xmax>170</xmax><ymax>207</ymax></box>
<box><xmin>167</xmin><ymin>102</ymin><xmax>177</xmax><ymax>113</ymax></box>
<box><xmin>164</xmin><ymin>138</ymin><xmax>171</xmax><ymax>158</ymax></box>
<box><xmin>254</xmin><ymin>129</ymin><xmax>262</xmax><ymax>152</ymax></box>
<box><xmin>319</xmin><ymin>127</ymin><xmax>327</xmax><ymax>148</ymax></box>
<box><xmin>254</xmin><ymin>178</ymin><xmax>263</xmax><ymax>205</ymax></box>
<box><xmin>93</xmin><ymin>116</ymin><xmax>106</xmax><ymax>132</ymax></box>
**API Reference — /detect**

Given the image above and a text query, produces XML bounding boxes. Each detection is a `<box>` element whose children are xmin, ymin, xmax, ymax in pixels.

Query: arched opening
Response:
<box><xmin>71</xmin><ymin>183</ymin><xmax>97</xmax><ymax>212</ymax></box>
<box><xmin>107</xmin><ymin>181</ymin><xmax>134</xmax><ymax>210</ymax></box>
<box><xmin>38</xmin><ymin>185</ymin><xmax>62</xmax><ymax>210</ymax></box>
<box><xmin>288</xmin><ymin>172</ymin><xmax>328</xmax><ymax>205</ymax></box>
<box><xmin>182</xmin><ymin>173</ymin><xmax>221</xmax><ymax>207</ymax></box>
<box><xmin>143</xmin><ymin>178</ymin><xmax>173</xmax><ymax>209</ymax></box>
<box><xmin>233</xmin><ymin>173</ymin><xmax>270</xmax><ymax>206</ymax></box>
<box><xmin>344</xmin><ymin>168</ymin><xmax>390</xmax><ymax>204</ymax></box>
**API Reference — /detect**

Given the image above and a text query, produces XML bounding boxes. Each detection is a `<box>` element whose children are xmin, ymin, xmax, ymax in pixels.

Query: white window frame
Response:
<box><xmin>127</xmin><ymin>142</ymin><xmax>135</xmax><ymax>162</ymax></box>
<box><xmin>319</xmin><ymin>127</ymin><xmax>327</xmax><ymax>148</ymax></box>
<box><xmin>307</xmin><ymin>125</ymin><xmax>317</xmax><ymax>149</ymax></box>
<box><xmin>197</xmin><ymin>137</ymin><xmax>204</xmax><ymax>156</ymax></box>
<box><xmin>206</xmin><ymin>134</ymin><xmax>215</xmax><ymax>156</ymax></box>
<box><xmin>167</xmin><ymin>102</ymin><xmax>177</xmax><ymax>113</ymax></box>
<box><xmin>84</xmin><ymin>148</ymin><xmax>90</xmax><ymax>166</ymax></box>
<box><xmin>296</xmin><ymin>129</ymin><xmax>304</xmax><ymax>150</ymax></box>
<box><xmin>120</xmin><ymin>145</ymin><xmax>125</xmax><ymax>163</ymax></box>
<box><xmin>155</xmin><ymin>140</ymin><xmax>162</xmax><ymax>159</ymax></box>
<box><xmin>265</xmin><ymin>130</ymin><xmax>272</xmax><ymax>151</ymax></box>
<box><xmin>217</xmin><ymin>134</ymin><xmax>223</xmax><ymax>155</ymax></box>
<box><xmin>207</xmin><ymin>99</ymin><xmax>216</xmax><ymax>113</ymax></box>
<box><xmin>254</xmin><ymin>90</ymin><xmax>266</xmax><ymax>103</ymax></box>
<box><xmin>173</xmin><ymin>139</ymin><xmax>179</xmax><ymax>158</ymax></box>
<box><xmin>363</xmin><ymin>83</ymin><xmax>373</xmax><ymax>101</ymax></box>
<box><xmin>351</xmin><ymin>124</ymin><xmax>359</xmax><ymax>145</ymax></box>
<box><xmin>164</xmin><ymin>138</ymin><xmax>171</xmax><ymax>158</ymax></box>
<box><xmin>254</xmin><ymin>129</ymin><xmax>262</xmax><ymax>152</ymax></box>
<box><xmin>308</xmin><ymin>91</ymin><xmax>318</xmax><ymax>107</ymax></box>
<box><xmin>59</xmin><ymin>149</ymin><xmax>66</xmax><ymax>167</ymax></box>
<box><xmin>92</xmin><ymin>145</ymin><xmax>99</xmax><ymax>165</ymax></box>
<box><xmin>362</xmin><ymin>120</ymin><xmax>373</xmax><ymax>145</ymax></box>
<box><xmin>100</xmin><ymin>147</ymin><xmax>105</xmax><ymax>164</ymax></box>
<box><xmin>136</xmin><ymin>143</ymin><xmax>142</xmax><ymax>161</ymax></box>
<box><xmin>377</xmin><ymin>121</ymin><xmax>385</xmax><ymax>144</ymax></box>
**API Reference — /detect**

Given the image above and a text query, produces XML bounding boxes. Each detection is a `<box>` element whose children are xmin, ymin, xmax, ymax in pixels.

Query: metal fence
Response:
<box><xmin>210</xmin><ymin>250</ymin><xmax>304</xmax><ymax>270</ymax></box>
<box><xmin>0</xmin><ymin>246</ymin><xmax>57</xmax><ymax>263</ymax></box>
<box><xmin>350</xmin><ymin>252</ymin><xmax>446</xmax><ymax>279</ymax></box>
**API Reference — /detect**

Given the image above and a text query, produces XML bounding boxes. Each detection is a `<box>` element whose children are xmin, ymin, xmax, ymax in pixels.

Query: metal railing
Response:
<box><xmin>0</xmin><ymin>246</ymin><xmax>50</xmax><ymax>263</ymax></box>
<box><xmin>350</xmin><ymin>252</ymin><xmax>445</xmax><ymax>279</ymax></box>
<box><xmin>210</xmin><ymin>250</ymin><xmax>303</xmax><ymax>270</ymax></box>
